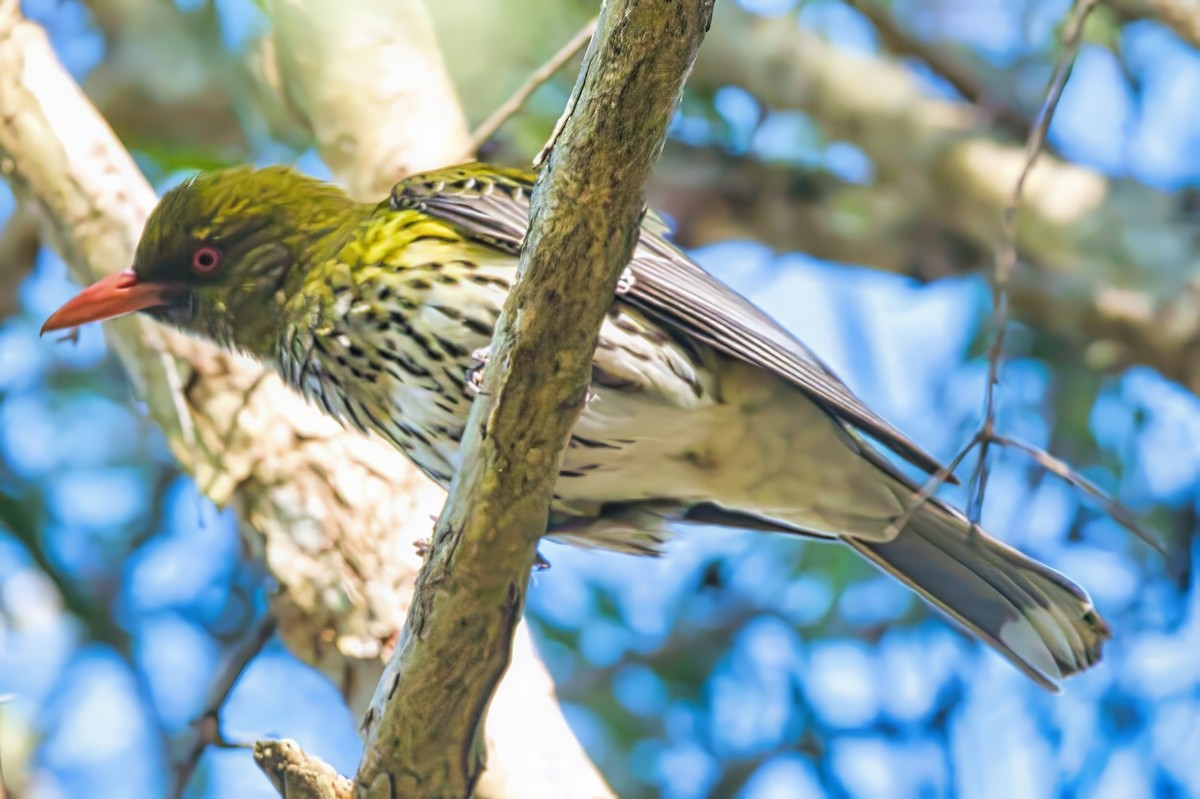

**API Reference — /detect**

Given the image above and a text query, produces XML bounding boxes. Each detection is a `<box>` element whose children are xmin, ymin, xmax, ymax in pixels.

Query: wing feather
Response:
<box><xmin>391</xmin><ymin>164</ymin><xmax>952</xmax><ymax>479</ymax></box>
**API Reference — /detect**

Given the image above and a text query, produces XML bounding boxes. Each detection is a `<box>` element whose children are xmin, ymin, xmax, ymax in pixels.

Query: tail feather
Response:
<box><xmin>845</xmin><ymin>501</ymin><xmax>1110</xmax><ymax>691</ymax></box>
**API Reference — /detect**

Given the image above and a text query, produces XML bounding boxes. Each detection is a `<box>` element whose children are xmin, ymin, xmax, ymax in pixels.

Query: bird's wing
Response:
<box><xmin>391</xmin><ymin>164</ymin><xmax>951</xmax><ymax>478</ymax></box>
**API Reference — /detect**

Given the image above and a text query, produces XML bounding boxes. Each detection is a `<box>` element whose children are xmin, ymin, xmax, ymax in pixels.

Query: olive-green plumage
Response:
<box><xmin>116</xmin><ymin>162</ymin><xmax>1108</xmax><ymax>689</ymax></box>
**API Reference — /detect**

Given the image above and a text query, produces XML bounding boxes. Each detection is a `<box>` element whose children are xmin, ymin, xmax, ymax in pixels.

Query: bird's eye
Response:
<box><xmin>191</xmin><ymin>246</ymin><xmax>223</xmax><ymax>275</ymax></box>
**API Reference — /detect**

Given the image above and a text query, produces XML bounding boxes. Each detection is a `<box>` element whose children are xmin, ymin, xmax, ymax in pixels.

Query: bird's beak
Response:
<box><xmin>40</xmin><ymin>269</ymin><xmax>178</xmax><ymax>335</ymax></box>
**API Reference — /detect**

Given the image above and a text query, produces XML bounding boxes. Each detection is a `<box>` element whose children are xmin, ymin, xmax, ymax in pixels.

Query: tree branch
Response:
<box><xmin>468</xmin><ymin>17</ymin><xmax>598</xmax><ymax>156</ymax></box>
<box><xmin>254</xmin><ymin>740</ymin><xmax>353</xmax><ymax>799</ymax></box>
<box><xmin>351</xmin><ymin>0</ymin><xmax>712</xmax><ymax>795</ymax></box>
<box><xmin>263</xmin><ymin>0</ymin><xmax>470</xmax><ymax>199</ymax></box>
<box><xmin>80</xmin><ymin>0</ymin><xmax>254</xmax><ymax>163</ymax></box>
<box><xmin>172</xmin><ymin>615</ymin><xmax>277</xmax><ymax>798</ymax></box>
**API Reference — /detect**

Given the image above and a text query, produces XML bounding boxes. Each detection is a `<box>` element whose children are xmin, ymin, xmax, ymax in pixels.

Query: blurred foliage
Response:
<box><xmin>1</xmin><ymin>0</ymin><xmax>1199</xmax><ymax>798</ymax></box>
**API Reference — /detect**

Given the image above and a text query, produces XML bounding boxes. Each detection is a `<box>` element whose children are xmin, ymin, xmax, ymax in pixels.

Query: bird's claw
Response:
<box><xmin>466</xmin><ymin>346</ymin><xmax>491</xmax><ymax>395</ymax></box>
<box><xmin>615</xmin><ymin>267</ymin><xmax>636</xmax><ymax>296</ymax></box>
<box><xmin>419</xmin><ymin>537</ymin><xmax>547</xmax><ymax>571</ymax></box>
<box><xmin>466</xmin><ymin>346</ymin><xmax>591</xmax><ymax>404</ymax></box>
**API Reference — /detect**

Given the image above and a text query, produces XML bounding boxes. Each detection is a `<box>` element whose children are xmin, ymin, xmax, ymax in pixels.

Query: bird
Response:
<box><xmin>42</xmin><ymin>162</ymin><xmax>1109</xmax><ymax>690</ymax></box>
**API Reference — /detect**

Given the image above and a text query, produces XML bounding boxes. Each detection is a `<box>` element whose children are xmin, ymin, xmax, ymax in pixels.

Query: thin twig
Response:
<box><xmin>890</xmin><ymin>0</ymin><xmax>1161</xmax><ymax>556</ymax></box>
<box><xmin>172</xmin><ymin>614</ymin><xmax>277</xmax><ymax>799</ymax></box>
<box><xmin>967</xmin><ymin>0</ymin><xmax>1098</xmax><ymax>527</ymax></box>
<box><xmin>534</xmin><ymin>20</ymin><xmax>603</xmax><ymax>169</ymax></box>
<box><xmin>884</xmin><ymin>438</ymin><xmax>981</xmax><ymax>539</ymax></box>
<box><xmin>468</xmin><ymin>18</ymin><xmax>597</xmax><ymax>156</ymax></box>
<box><xmin>993</xmin><ymin>435</ymin><xmax>1167</xmax><ymax>555</ymax></box>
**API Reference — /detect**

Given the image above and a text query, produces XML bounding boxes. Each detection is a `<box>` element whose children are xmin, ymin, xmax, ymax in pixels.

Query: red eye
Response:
<box><xmin>192</xmin><ymin>246</ymin><xmax>222</xmax><ymax>275</ymax></box>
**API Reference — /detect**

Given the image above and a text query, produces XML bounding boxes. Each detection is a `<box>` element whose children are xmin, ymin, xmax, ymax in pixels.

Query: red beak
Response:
<box><xmin>41</xmin><ymin>269</ymin><xmax>177</xmax><ymax>335</ymax></box>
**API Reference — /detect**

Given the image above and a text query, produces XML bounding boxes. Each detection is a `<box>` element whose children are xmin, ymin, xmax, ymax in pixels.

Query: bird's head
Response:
<box><xmin>42</xmin><ymin>166</ymin><xmax>360</xmax><ymax>355</ymax></box>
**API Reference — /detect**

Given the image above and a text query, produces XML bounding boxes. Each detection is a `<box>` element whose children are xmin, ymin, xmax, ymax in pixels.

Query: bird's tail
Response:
<box><xmin>844</xmin><ymin>500</ymin><xmax>1110</xmax><ymax>690</ymax></box>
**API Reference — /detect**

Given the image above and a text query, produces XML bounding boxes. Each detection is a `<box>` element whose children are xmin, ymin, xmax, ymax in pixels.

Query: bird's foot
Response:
<box><xmin>419</xmin><ymin>536</ymin><xmax>548</xmax><ymax>571</ymax></box>
<box><xmin>615</xmin><ymin>266</ymin><xmax>636</xmax><ymax>296</ymax></box>
<box><xmin>467</xmin><ymin>345</ymin><xmax>595</xmax><ymax>405</ymax></box>
<box><xmin>466</xmin><ymin>346</ymin><xmax>490</xmax><ymax>396</ymax></box>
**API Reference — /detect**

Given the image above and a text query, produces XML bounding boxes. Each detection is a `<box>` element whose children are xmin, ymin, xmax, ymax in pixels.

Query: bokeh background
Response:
<box><xmin>1</xmin><ymin>0</ymin><xmax>1198</xmax><ymax>797</ymax></box>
